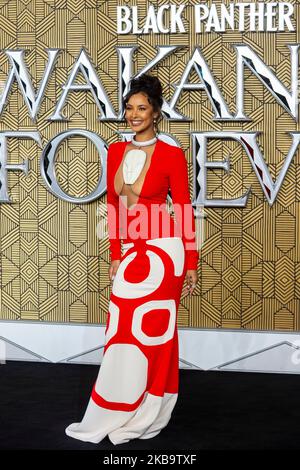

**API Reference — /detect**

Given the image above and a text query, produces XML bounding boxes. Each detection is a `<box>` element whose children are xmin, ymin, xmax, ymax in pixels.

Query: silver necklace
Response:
<box><xmin>131</xmin><ymin>134</ymin><xmax>158</xmax><ymax>147</ymax></box>
<box><xmin>123</xmin><ymin>135</ymin><xmax>158</xmax><ymax>185</ymax></box>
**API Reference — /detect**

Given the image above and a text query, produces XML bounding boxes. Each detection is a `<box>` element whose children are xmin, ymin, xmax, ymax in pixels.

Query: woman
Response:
<box><xmin>65</xmin><ymin>74</ymin><xmax>199</xmax><ymax>445</ymax></box>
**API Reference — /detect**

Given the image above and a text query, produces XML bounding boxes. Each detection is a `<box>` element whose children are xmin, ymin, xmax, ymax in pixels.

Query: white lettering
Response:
<box><xmin>117</xmin><ymin>4</ymin><xmax>186</xmax><ymax>34</ymax></box>
<box><xmin>194</xmin><ymin>2</ymin><xmax>294</xmax><ymax>33</ymax></box>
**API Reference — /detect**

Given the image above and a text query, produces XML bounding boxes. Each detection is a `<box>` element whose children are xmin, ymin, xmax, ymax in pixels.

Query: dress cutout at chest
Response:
<box><xmin>113</xmin><ymin>143</ymin><xmax>156</xmax><ymax>211</ymax></box>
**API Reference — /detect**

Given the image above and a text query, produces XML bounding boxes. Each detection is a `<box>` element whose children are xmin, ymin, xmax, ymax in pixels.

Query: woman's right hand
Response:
<box><xmin>109</xmin><ymin>260</ymin><xmax>121</xmax><ymax>284</ymax></box>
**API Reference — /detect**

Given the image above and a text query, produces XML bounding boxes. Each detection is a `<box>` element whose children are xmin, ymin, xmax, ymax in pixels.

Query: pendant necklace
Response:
<box><xmin>122</xmin><ymin>134</ymin><xmax>158</xmax><ymax>185</ymax></box>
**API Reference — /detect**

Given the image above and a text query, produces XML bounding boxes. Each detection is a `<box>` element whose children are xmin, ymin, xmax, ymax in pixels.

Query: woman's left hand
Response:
<box><xmin>183</xmin><ymin>269</ymin><xmax>198</xmax><ymax>296</ymax></box>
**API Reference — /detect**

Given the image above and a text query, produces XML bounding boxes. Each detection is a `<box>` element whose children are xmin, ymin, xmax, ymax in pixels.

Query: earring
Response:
<box><xmin>153</xmin><ymin>118</ymin><xmax>158</xmax><ymax>133</ymax></box>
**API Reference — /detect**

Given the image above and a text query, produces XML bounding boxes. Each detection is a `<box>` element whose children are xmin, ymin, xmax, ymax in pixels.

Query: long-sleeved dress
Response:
<box><xmin>65</xmin><ymin>137</ymin><xmax>199</xmax><ymax>445</ymax></box>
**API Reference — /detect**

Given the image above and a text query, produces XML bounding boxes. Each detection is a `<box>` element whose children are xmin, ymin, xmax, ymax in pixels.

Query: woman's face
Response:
<box><xmin>125</xmin><ymin>92</ymin><xmax>158</xmax><ymax>134</ymax></box>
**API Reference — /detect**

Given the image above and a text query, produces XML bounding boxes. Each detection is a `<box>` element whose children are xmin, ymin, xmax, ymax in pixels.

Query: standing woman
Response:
<box><xmin>65</xmin><ymin>74</ymin><xmax>199</xmax><ymax>445</ymax></box>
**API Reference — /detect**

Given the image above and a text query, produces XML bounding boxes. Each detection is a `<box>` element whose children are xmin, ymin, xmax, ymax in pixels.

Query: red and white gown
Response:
<box><xmin>65</xmin><ymin>137</ymin><xmax>199</xmax><ymax>445</ymax></box>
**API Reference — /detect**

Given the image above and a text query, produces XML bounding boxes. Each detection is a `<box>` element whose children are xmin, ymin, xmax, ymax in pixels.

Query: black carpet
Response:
<box><xmin>1</xmin><ymin>361</ymin><xmax>300</xmax><ymax>450</ymax></box>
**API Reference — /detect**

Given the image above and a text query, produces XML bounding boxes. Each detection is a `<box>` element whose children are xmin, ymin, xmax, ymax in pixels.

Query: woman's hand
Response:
<box><xmin>109</xmin><ymin>260</ymin><xmax>121</xmax><ymax>284</ymax></box>
<box><xmin>183</xmin><ymin>269</ymin><xmax>198</xmax><ymax>296</ymax></box>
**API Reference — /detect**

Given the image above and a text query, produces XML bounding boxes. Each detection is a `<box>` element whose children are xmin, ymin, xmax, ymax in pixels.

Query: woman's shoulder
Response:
<box><xmin>107</xmin><ymin>140</ymin><xmax>126</xmax><ymax>158</ymax></box>
<box><xmin>158</xmin><ymin>139</ymin><xmax>185</xmax><ymax>158</ymax></box>
<box><xmin>108</xmin><ymin>141</ymin><xmax>124</xmax><ymax>150</ymax></box>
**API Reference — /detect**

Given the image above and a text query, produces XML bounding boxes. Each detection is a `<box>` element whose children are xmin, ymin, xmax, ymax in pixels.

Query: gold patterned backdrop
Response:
<box><xmin>0</xmin><ymin>0</ymin><xmax>299</xmax><ymax>330</ymax></box>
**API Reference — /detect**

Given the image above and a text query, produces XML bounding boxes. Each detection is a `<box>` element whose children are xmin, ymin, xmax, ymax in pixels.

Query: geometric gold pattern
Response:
<box><xmin>0</xmin><ymin>0</ymin><xmax>299</xmax><ymax>332</ymax></box>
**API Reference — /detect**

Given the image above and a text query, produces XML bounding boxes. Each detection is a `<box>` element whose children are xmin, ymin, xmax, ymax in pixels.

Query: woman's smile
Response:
<box><xmin>131</xmin><ymin>120</ymin><xmax>143</xmax><ymax>126</ymax></box>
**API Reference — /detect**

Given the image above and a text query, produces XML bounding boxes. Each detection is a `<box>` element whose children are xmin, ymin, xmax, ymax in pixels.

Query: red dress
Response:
<box><xmin>65</xmin><ymin>137</ymin><xmax>199</xmax><ymax>445</ymax></box>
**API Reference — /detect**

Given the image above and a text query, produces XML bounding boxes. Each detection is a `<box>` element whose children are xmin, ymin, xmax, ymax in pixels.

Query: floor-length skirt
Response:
<box><xmin>65</xmin><ymin>236</ymin><xmax>186</xmax><ymax>445</ymax></box>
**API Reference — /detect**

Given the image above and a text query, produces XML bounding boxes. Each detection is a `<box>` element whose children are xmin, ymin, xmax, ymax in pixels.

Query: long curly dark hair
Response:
<box><xmin>123</xmin><ymin>74</ymin><xmax>163</xmax><ymax>130</ymax></box>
